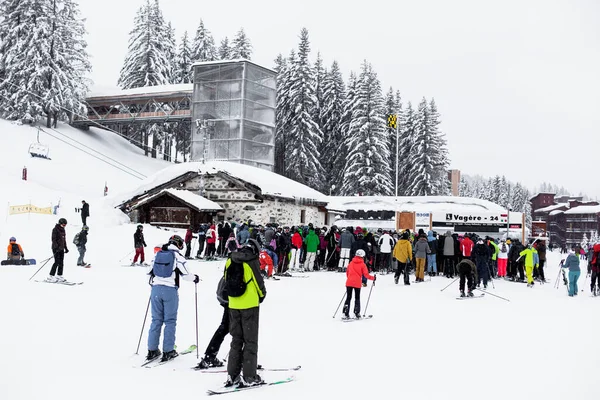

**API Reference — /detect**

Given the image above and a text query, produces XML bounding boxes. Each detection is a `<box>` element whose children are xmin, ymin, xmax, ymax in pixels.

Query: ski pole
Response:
<box><xmin>28</xmin><ymin>254</ymin><xmax>54</xmax><ymax>281</ymax></box>
<box><xmin>440</xmin><ymin>277</ymin><xmax>459</xmax><ymax>292</ymax></box>
<box><xmin>119</xmin><ymin>249</ymin><xmax>135</xmax><ymax>263</ymax></box>
<box><xmin>582</xmin><ymin>273</ymin><xmax>589</xmax><ymax>293</ymax></box>
<box><xmin>194</xmin><ymin>282</ymin><xmax>199</xmax><ymax>359</ymax></box>
<box><xmin>474</xmin><ymin>288</ymin><xmax>510</xmax><ymax>302</ymax></box>
<box><xmin>363</xmin><ymin>279</ymin><xmax>375</xmax><ymax>317</ymax></box>
<box><xmin>135</xmin><ymin>295</ymin><xmax>151</xmax><ymax>355</ymax></box>
<box><xmin>332</xmin><ymin>290</ymin><xmax>347</xmax><ymax>318</ymax></box>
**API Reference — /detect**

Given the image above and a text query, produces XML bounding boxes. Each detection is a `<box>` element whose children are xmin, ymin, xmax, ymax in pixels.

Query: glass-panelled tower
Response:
<box><xmin>190</xmin><ymin>59</ymin><xmax>276</xmax><ymax>170</ymax></box>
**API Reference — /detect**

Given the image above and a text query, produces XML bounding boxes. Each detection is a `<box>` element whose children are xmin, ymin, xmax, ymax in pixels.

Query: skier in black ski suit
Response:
<box><xmin>508</xmin><ymin>239</ymin><xmax>525</xmax><ymax>281</ymax></box>
<box><xmin>472</xmin><ymin>239</ymin><xmax>491</xmax><ymax>288</ymax></box>
<box><xmin>325</xmin><ymin>226</ymin><xmax>339</xmax><ymax>271</ymax></box>
<box><xmin>457</xmin><ymin>258</ymin><xmax>477</xmax><ymax>297</ymax></box>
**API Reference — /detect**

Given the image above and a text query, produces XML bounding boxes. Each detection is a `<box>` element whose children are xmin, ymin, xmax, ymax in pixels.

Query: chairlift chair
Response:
<box><xmin>28</xmin><ymin>127</ymin><xmax>51</xmax><ymax>159</ymax></box>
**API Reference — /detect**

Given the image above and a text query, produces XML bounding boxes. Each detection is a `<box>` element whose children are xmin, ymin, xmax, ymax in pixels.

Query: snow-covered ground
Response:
<box><xmin>0</xmin><ymin>120</ymin><xmax>597</xmax><ymax>399</ymax></box>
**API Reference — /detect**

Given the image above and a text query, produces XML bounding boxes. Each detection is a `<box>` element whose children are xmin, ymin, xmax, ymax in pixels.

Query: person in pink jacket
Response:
<box><xmin>343</xmin><ymin>249</ymin><xmax>375</xmax><ymax>319</ymax></box>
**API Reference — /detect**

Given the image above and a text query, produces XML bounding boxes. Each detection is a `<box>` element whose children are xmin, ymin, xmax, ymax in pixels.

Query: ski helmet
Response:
<box><xmin>82</xmin><ymin>225</ymin><xmax>89</xmax><ymax>231</ymax></box>
<box><xmin>137</xmin><ymin>224</ymin><xmax>143</xmax><ymax>230</ymax></box>
<box><xmin>242</xmin><ymin>238</ymin><xmax>261</xmax><ymax>255</ymax></box>
<box><xmin>168</xmin><ymin>235</ymin><xmax>184</xmax><ymax>250</ymax></box>
<box><xmin>356</xmin><ymin>249</ymin><xmax>366</xmax><ymax>257</ymax></box>
<box><xmin>58</xmin><ymin>218</ymin><xmax>67</xmax><ymax>225</ymax></box>
<box><xmin>9</xmin><ymin>237</ymin><xmax>16</xmax><ymax>242</ymax></box>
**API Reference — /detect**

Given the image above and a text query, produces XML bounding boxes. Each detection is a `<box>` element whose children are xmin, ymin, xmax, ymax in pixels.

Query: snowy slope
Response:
<box><xmin>0</xmin><ymin>247</ymin><xmax>597</xmax><ymax>400</ymax></box>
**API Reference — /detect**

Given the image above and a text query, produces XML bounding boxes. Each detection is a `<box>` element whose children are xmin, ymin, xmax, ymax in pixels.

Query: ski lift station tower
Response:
<box><xmin>190</xmin><ymin>59</ymin><xmax>276</xmax><ymax>171</ymax></box>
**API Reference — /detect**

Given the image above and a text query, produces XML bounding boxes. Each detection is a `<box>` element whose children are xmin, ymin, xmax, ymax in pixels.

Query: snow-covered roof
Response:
<box><xmin>326</xmin><ymin>196</ymin><xmax>505</xmax><ymax>213</ymax></box>
<box><xmin>535</xmin><ymin>203</ymin><xmax>569</xmax><ymax>213</ymax></box>
<box><xmin>549</xmin><ymin>210</ymin><xmax>564</xmax><ymax>216</ymax></box>
<box><xmin>333</xmin><ymin>218</ymin><xmax>396</xmax><ymax>230</ymax></box>
<box><xmin>191</xmin><ymin>58</ymin><xmax>276</xmax><ymax>74</ymax></box>
<box><xmin>113</xmin><ymin>161</ymin><xmax>327</xmax><ymax>207</ymax></box>
<box><xmin>87</xmin><ymin>84</ymin><xmax>193</xmax><ymax>99</ymax></box>
<box><xmin>563</xmin><ymin>205</ymin><xmax>600</xmax><ymax>215</ymax></box>
<box><xmin>133</xmin><ymin>189</ymin><xmax>222</xmax><ymax>211</ymax></box>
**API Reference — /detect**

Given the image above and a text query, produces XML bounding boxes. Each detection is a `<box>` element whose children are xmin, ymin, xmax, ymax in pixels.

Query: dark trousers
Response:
<box><xmin>317</xmin><ymin>249</ymin><xmax>326</xmax><ymax>268</ymax></box>
<box><xmin>227</xmin><ymin>307</ymin><xmax>260</xmax><ymax>380</ymax></box>
<box><xmin>185</xmin><ymin>241</ymin><xmax>192</xmax><ymax>258</ymax></box>
<box><xmin>444</xmin><ymin>257</ymin><xmax>455</xmax><ymax>277</ymax></box>
<box><xmin>477</xmin><ymin>261</ymin><xmax>489</xmax><ymax>286</ymax></box>
<box><xmin>517</xmin><ymin>261</ymin><xmax>525</xmax><ymax>280</ymax></box>
<box><xmin>379</xmin><ymin>253</ymin><xmax>391</xmax><ymax>271</ymax></box>
<box><xmin>538</xmin><ymin>259</ymin><xmax>546</xmax><ymax>280</ymax></box>
<box><xmin>394</xmin><ymin>261</ymin><xmax>410</xmax><ymax>284</ymax></box>
<box><xmin>205</xmin><ymin>306</ymin><xmax>230</xmax><ymax>358</ymax></box>
<box><xmin>343</xmin><ymin>286</ymin><xmax>361</xmax><ymax>317</ymax></box>
<box><xmin>508</xmin><ymin>260</ymin><xmax>517</xmax><ymax>278</ymax></box>
<box><xmin>81</xmin><ymin>215</ymin><xmax>87</xmax><ymax>225</ymax></box>
<box><xmin>459</xmin><ymin>263</ymin><xmax>474</xmax><ymax>292</ymax></box>
<box><xmin>591</xmin><ymin>271</ymin><xmax>600</xmax><ymax>291</ymax></box>
<box><xmin>50</xmin><ymin>250</ymin><xmax>64</xmax><ymax>276</ymax></box>
<box><xmin>326</xmin><ymin>249</ymin><xmax>339</xmax><ymax>270</ymax></box>
<box><xmin>196</xmin><ymin>239</ymin><xmax>206</xmax><ymax>257</ymax></box>
<box><xmin>206</xmin><ymin>243</ymin><xmax>216</xmax><ymax>257</ymax></box>
<box><xmin>217</xmin><ymin>238</ymin><xmax>225</xmax><ymax>256</ymax></box>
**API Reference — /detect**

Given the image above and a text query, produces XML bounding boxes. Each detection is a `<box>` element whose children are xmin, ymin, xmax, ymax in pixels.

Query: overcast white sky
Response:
<box><xmin>78</xmin><ymin>0</ymin><xmax>600</xmax><ymax>199</ymax></box>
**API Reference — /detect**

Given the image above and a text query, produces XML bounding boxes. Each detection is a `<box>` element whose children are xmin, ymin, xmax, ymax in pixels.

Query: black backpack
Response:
<box><xmin>10</xmin><ymin>243</ymin><xmax>20</xmax><ymax>256</ymax></box>
<box><xmin>226</xmin><ymin>259</ymin><xmax>252</xmax><ymax>297</ymax></box>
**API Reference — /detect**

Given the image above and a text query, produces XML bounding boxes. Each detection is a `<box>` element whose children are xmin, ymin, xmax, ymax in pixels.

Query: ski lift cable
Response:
<box><xmin>38</xmin><ymin>126</ymin><xmax>147</xmax><ymax>179</ymax></box>
<box><xmin>0</xmin><ymin>77</ymin><xmax>174</xmax><ymax>159</ymax></box>
<box><xmin>36</xmin><ymin>128</ymin><xmax>146</xmax><ymax>180</ymax></box>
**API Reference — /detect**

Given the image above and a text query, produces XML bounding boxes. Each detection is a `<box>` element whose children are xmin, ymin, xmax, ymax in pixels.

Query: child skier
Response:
<box><xmin>132</xmin><ymin>225</ymin><xmax>147</xmax><ymax>266</ymax></box>
<box><xmin>259</xmin><ymin>247</ymin><xmax>276</xmax><ymax>279</ymax></box>
<box><xmin>343</xmin><ymin>249</ymin><xmax>375</xmax><ymax>319</ymax></box>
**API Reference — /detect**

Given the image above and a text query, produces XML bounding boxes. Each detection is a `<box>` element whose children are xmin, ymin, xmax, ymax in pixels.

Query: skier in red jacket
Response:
<box><xmin>343</xmin><ymin>249</ymin><xmax>375</xmax><ymax>319</ymax></box>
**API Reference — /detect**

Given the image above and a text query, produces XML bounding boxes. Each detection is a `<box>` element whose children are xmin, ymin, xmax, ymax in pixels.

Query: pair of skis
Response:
<box><xmin>203</xmin><ymin>365</ymin><xmax>299</xmax><ymax>396</ymax></box>
<box><xmin>35</xmin><ymin>279</ymin><xmax>83</xmax><ymax>286</ymax></box>
<box><xmin>341</xmin><ymin>315</ymin><xmax>373</xmax><ymax>322</ymax></box>
<box><xmin>140</xmin><ymin>344</ymin><xmax>198</xmax><ymax>368</ymax></box>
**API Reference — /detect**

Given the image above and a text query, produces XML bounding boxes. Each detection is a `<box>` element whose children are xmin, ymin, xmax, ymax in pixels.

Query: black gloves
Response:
<box><xmin>259</xmin><ymin>294</ymin><xmax>266</xmax><ymax>303</ymax></box>
<box><xmin>373</xmin><ymin>274</ymin><xmax>377</xmax><ymax>282</ymax></box>
<box><xmin>193</xmin><ymin>274</ymin><xmax>200</xmax><ymax>284</ymax></box>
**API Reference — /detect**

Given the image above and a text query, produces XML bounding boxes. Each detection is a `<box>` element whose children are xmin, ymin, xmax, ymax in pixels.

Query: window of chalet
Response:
<box><xmin>300</xmin><ymin>210</ymin><xmax>306</xmax><ymax>224</ymax></box>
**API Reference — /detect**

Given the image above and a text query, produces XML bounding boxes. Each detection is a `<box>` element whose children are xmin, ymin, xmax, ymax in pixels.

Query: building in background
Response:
<box><xmin>447</xmin><ymin>169</ymin><xmax>461</xmax><ymax>196</ymax></box>
<box><xmin>530</xmin><ymin>192</ymin><xmax>599</xmax><ymax>247</ymax></box>
<box><xmin>190</xmin><ymin>59</ymin><xmax>276</xmax><ymax>170</ymax></box>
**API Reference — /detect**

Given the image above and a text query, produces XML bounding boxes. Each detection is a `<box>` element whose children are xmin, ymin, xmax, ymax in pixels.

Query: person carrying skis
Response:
<box><xmin>519</xmin><ymin>242</ymin><xmax>537</xmax><ymax>288</ymax></box>
<box><xmin>457</xmin><ymin>258</ymin><xmax>477</xmax><ymax>297</ymax></box>
<box><xmin>343</xmin><ymin>249</ymin><xmax>375</xmax><ymax>319</ymax></box>
<box><xmin>47</xmin><ymin>218</ymin><xmax>69</xmax><ymax>282</ymax></box>
<box><xmin>6</xmin><ymin>237</ymin><xmax>24</xmax><ymax>263</ymax></box>
<box><xmin>224</xmin><ymin>239</ymin><xmax>266</xmax><ymax>388</ymax></box>
<box><xmin>393</xmin><ymin>231</ymin><xmax>413</xmax><ymax>285</ymax></box>
<box><xmin>132</xmin><ymin>225</ymin><xmax>147</xmax><ymax>266</ymax></box>
<box><xmin>146</xmin><ymin>235</ymin><xmax>199</xmax><ymax>363</ymax></box>
<box><xmin>561</xmin><ymin>246</ymin><xmax>581</xmax><ymax>296</ymax></box>
<box><xmin>74</xmin><ymin>225</ymin><xmax>89</xmax><ymax>267</ymax></box>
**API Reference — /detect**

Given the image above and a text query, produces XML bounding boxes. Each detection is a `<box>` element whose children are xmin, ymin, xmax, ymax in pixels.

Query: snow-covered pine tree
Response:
<box><xmin>274</xmin><ymin>52</ymin><xmax>291</xmax><ymax>176</ymax></box>
<box><xmin>397</xmin><ymin>102</ymin><xmax>416</xmax><ymax>195</ymax></box>
<box><xmin>405</xmin><ymin>97</ymin><xmax>448</xmax><ymax>196</ymax></box>
<box><xmin>284</xmin><ymin>28</ymin><xmax>324</xmax><ymax>189</ymax></box>
<box><xmin>321</xmin><ymin>60</ymin><xmax>346</xmax><ymax>194</ymax></box>
<box><xmin>164</xmin><ymin>22</ymin><xmax>177</xmax><ymax>83</ymax></box>
<box><xmin>0</xmin><ymin>0</ymin><xmax>91</xmax><ymax>126</ymax></box>
<box><xmin>590</xmin><ymin>231</ymin><xmax>598</xmax><ymax>245</ymax></box>
<box><xmin>313</xmin><ymin>52</ymin><xmax>326</xmax><ymax>130</ymax></box>
<box><xmin>218</xmin><ymin>37</ymin><xmax>231</xmax><ymax>60</ymax></box>
<box><xmin>427</xmin><ymin>98</ymin><xmax>450</xmax><ymax>195</ymax></box>
<box><xmin>118</xmin><ymin>0</ymin><xmax>171</xmax><ymax>88</ymax></box>
<box><xmin>498</xmin><ymin>175</ymin><xmax>510</xmax><ymax>208</ymax></box>
<box><xmin>174</xmin><ymin>31</ymin><xmax>192</xmax><ymax>83</ymax></box>
<box><xmin>459</xmin><ymin>176</ymin><xmax>471</xmax><ymax>197</ymax></box>
<box><xmin>340</xmin><ymin>61</ymin><xmax>392</xmax><ymax>196</ymax></box>
<box><xmin>230</xmin><ymin>28</ymin><xmax>252</xmax><ymax>59</ymax></box>
<box><xmin>191</xmin><ymin>19</ymin><xmax>216</xmax><ymax>62</ymax></box>
<box><xmin>581</xmin><ymin>233</ymin><xmax>589</xmax><ymax>249</ymax></box>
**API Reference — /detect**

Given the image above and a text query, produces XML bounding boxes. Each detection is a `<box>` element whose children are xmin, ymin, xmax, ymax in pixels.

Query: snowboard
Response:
<box><xmin>1</xmin><ymin>259</ymin><xmax>36</xmax><ymax>266</ymax></box>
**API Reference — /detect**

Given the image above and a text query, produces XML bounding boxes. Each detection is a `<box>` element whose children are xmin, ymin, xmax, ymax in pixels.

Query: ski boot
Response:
<box><xmin>160</xmin><ymin>349</ymin><xmax>178</xmax><ymax>362</ymax></box>
<box><xmin>56</xmin><ymin>276</ymin><xmax>66</xmax><ymax>283</ymax></box>
<box><xmin>224</xmin><ymin>375</ymin><xmax>242</xmax><ymax>388</ymax></box>
<box><xmin>196</xmin><ymin>355</ymin><xmax>224</xmax><ymax>369</ymax></box>
<box><xmin>354</xmin><ymin>313</ymin><xmax>361</xmax><ymax>319</ymax></box>
<box><xmin>467</xmin><ymin>290</ymin><xmax>474</xmax><ymax>297</ymax></box>
<box><xmin>146</xmin><ymin>349</ymin><xmax>161</xmax><ymax>361</ymax></box>
<box><xmin>460</xmin><ymin>290</ymin><xmax>466</xmax><ymax>298</ymax></box>
<box><xmin>394</xmin><ymin>276</ymin><xmax>399</xmax><ymax>284</ymax></box>
<box><xmin>45</xmin><ymin>275</ymin><xmax>57</xmax><ymax>283</ymax></box>
<box><xmin>240</xmin><ymin>374</ymin><xmax>264</xmax><ymax>387</ymax></box>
